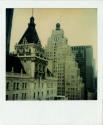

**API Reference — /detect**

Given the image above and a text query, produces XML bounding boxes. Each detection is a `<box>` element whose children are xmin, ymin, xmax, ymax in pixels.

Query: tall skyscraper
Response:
<box><xmin>71</xmin><ymin>46</ymin><xmax>95</xmax><ymax>99</ymax></box>
<box><xmin>45</xmin><ymin>23</ymin><xmax>84</xmax><ymax>100</ymax></box>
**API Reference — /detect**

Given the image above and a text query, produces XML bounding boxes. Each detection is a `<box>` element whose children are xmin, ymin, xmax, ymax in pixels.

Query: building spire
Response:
<box><xmin>30</xmin><ymin>8</ymin><xmax>35</xmax><ymax>25</ymax></box>
<box><xmin>18</xmin><ymin>10</ymin><xmax>41</xmax><ymax>45</ymax></box>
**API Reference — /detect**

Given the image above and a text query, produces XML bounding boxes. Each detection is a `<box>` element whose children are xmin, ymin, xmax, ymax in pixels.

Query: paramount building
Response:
<box><xmin>45</xmin><ymin>23</ymin><xmax>84</xmax><ymax>100</ymax></box>
<box><xmin>6</xmin><ymin>16</ymin><xmax>85</xmax><ymax>100</ymax></box>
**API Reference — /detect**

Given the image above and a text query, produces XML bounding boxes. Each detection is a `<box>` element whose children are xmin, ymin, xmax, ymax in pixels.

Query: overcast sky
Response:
<box><xmin>10</xmin><ymin>8</ymin><xmax>97</xmax><ymax>62</ymax></box>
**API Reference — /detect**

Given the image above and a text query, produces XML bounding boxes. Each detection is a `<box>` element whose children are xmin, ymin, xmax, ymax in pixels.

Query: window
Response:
<box><xmin>13</xmin><ymin>83</ymin><xmax>19</xmax><ymax>90</ymax></box>
<box><xmin>6</xmin><ymin>95</ymin><xmax>9</xmax><ymax>100</ymax></box>
<box><xmin>16</xmin><ymin>94</ymin><xmax>18</xmax><ymax>99</ymax></box>
<box><xmin>12</xmin><ymin>94</ymin><xmax>15</xmax><ymax>100</ymax></box>
<box><xmin>12</xmin><ymin>94</ymin><xmax>18</xmax><ymax>100</ymax></box>
<box><xmin>22</xmin><ymin>93</ymin><xmax>24</xmax><ymax>99</ymax></box>
<box><xmin>25</xmin><ymin>83</ymin><xmax>27</xmax><ymax>88</ymax></box>
<box><xmin>22</xmin><ymin>83</ymin><xmax>24</xmax><ymax>89</ymax></box>
<box><xmin>34</xmin><ymin>92</ymin><xmax>35</xmax><ymax>99</ymax></box>
<box><xmin>47</xmin><ymin>90</ymin><xmax>49</xmax><ymax>95</ymax></box>
<box><xmin>13</xmin><ymin>82</ymin><xmax>16</xmax><ymax>90</ymax></box>
<box><xmin>71</xmin><ymin>75</ymin><xmax>74</xmax><ymax>79</ymax></box>
<box><xmin>25</xmin><ymin>93</ymin><xmax>26</xmax><ymax>99</ymax></box>
<box><xmin>42</xmin><ymin>83</ymin><xmax>43</xmax><ymax>88</ymax></box>
<box><xmin>51</xmin><ymin>90</ymin><xmax>53</xmax><ymax>94</ymax></box>
<box><xmin>22</xmin><ymin>93</ymin><xmax>26</xmax><ymax>100</ymax></box>
<box><xmin>17</xmin><ymin>83</ymin><xmax>19</xmax><ymax>90</ymax></box>
<box><xmin>6</xmin><ymin>82</ymin><xmax>9</xmax><ymax>91</ymax></box>
<box><xmin>37</xmin><ymin>82</ymin><xmax>40</xmax><ymax>88</ymax></box>
<box><xmin>42</xmin><ymin>92</ymin><xmax>43</xmax><ymax>97</ymax></box>
<box><xmin>38</xmin><ymin>92</ymin><xmax>39</xmax><ymax>97</ymax></box>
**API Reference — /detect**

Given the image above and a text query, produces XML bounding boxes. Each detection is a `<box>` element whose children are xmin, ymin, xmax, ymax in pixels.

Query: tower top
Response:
<box><xmin>18</xmin><ymin>16</ymin><xmax>41</xmax><ymax>45</ymax></box>
<box><xmin>30</xmin><ymin>16</ymin><xmax>35</xmax><ymax>24</ymax></box>
<box><xmin>56</xmin><ymin>23</ymin><xmax>60</xmax><ymax>30</ymax></box>
<box><xmin>28</xmin><ymin>16</ymin><xmax>35</xmax><ymax>27</ymax></box>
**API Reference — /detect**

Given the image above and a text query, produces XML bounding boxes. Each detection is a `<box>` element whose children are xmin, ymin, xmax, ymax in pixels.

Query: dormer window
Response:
<box><xmin>23</xmin><ymin>37</ymin><xmax>27</xmax><ymax>44</ymax></box>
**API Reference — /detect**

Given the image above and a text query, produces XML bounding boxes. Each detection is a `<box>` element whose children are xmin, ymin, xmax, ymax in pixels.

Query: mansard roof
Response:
<box><xmin>18</xmin><ymin>16</ymin><xmax>41</xmax><ymax>45</ymax></box>
<box><xmin>6</xmin><ymin>54</ymin><xmax>26</xmax><ymax>74</ymax></box>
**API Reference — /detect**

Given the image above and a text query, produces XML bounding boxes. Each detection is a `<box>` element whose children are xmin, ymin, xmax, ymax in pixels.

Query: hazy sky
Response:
<box><xmin>10</xmin><ymin>8</ymin><xmax>97</xmax><ymax>61</ymax></box>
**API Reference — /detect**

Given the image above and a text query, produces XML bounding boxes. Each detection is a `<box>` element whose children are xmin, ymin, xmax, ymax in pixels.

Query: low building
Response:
<box><xmin>6</xmin><ymin>71</ymin><xmax>57</xmax><ymax>100</ymax></box>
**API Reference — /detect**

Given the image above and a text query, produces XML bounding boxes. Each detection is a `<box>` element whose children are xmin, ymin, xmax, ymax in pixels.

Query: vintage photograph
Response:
<box><xmin>6</xmin><ymin>8</ymin><xmax>97</xmax><ymax>100</ymax></box>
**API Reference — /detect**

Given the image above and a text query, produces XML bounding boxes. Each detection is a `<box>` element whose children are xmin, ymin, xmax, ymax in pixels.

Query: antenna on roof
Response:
<box><xmin>32</xmin><ymin>8</ymin><xmax>33</xmax><ymax>17</ymax></box>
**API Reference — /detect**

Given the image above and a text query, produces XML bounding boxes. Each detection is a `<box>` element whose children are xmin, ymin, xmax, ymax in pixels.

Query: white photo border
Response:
<box><xmin>0</xmin><ymin>1</ymin><xmax>103</xmax><ymax>125</ymax></box>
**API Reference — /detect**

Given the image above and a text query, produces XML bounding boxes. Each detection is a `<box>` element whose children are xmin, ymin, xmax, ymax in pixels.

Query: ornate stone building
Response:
<box><xmin>45</xmin><ymin>23</ymin><xmax>84</xmax><ymax>99</ymax></box>
<box><xmin>6</xmin><ymin>17</ymin><xmax>57</xmax><ymax>100</ymax></box>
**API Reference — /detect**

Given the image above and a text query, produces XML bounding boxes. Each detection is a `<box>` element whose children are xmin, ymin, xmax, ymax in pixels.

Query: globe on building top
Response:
<box><xmin>56</xmin><ymin>23</ymin><xmax>60</xmax><ymax>30</ymax></box>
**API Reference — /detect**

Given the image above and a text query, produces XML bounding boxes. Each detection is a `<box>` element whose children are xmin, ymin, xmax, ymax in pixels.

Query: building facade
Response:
<box><xmin>45</xmin><ymin>23</ymin><xmax>84</xmax><ymax>100</ymax></box>
<box><xmin>6</xmin><ymin>72</ymin><xmax>57</xmax><ymax>100</ymax></box>
<box><xmin>6</xmin><ymin>16</ymin><xmax>57</xmax><ymax>100</ymax></box>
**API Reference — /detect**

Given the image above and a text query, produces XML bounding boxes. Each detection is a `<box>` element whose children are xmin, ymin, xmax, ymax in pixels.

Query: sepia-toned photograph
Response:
<box><xmin>6</xmin><ymin>8</ymin><xmax>97</xmax><ymax>100</ymax></box>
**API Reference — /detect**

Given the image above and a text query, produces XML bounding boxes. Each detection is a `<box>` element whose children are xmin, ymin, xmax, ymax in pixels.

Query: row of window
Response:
<box><xmin>67</xmin><ymin>96</ymin><xmax>80</xmax><ymax>100</ymax></box>
<box><xmin>68</xmin><ymin>88</ymin><xmax>79</xmax><ymax>90</ymax></box>
<box><xmin>17</xmin><ymin>48</ymin><xmax>31</xmax><ymax>55</ymax></box>
<box><xmin>6</xmin><ymin>82</ymin><xmax>27</xmax><ymax>91</ymax></box>
<box><xmin>58</xmin><ymin>76</ymin><xmax>64</xmax><ymax>79</ymax></box>
<box><xmin>34</xmin><ymin>82</ymin><xmax>54</xmax><ymax>88</ymax></box>
<box><xmin>58</xmin><ymin>80</ymin><xmax>65</xmax><ymax>84</ymax></box>
<box><xmin>6</xmin><ymin>93</ymin><xmax>27</xmax><ymax>100</ymax></box>
<box><xmin>7</xmin><ymin>81</ymin><xmax>55</xmax><ymax>91</ymax></box>
<box><xmin>66</xmin><ymin>83</ymin><xmax>79</xmax><ymax>87</ymax></box>
<box><xmin>34</xmin><ymin>82</ymin><xmax>43</xmax><ymax>88</ymax></box>
<box><xmin>6</xmin><ymin>90</ymin><xmax>55</xmax><ymax>100</ymax></box>
<box><xmin>33</xmin><ymin>90</ymin><xmax>54</xmax><ymax>99</ymax></box>
<box><xmin>57</xmin><ymin>92</ymin><xmax>65</xmax><ymax>95</ymax></box>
